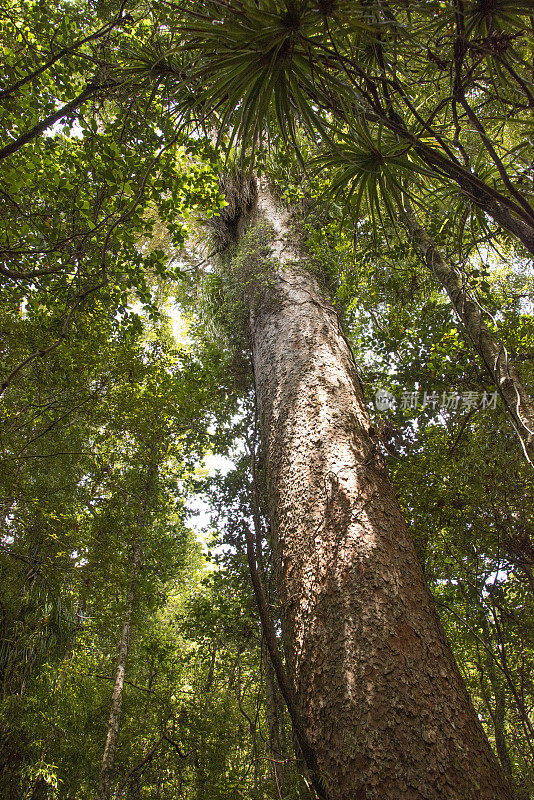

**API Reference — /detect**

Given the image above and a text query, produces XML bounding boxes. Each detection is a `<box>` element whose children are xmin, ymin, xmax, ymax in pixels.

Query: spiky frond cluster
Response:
<box><xmin>167</xmin><ymin>0</ymin><xmax>534</xmax><ymax>255</ymax></box>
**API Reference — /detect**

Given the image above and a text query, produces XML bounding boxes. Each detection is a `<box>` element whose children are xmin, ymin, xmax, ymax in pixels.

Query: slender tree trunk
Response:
<box><xmin>96</xmin><ymin>450</ymin><xmax>160</xmax><ymax>800</ymax></box>
<box><xmin>97</xmin><ymin>539</ymin><xmax>142</xmax><ymax>800</ymax></box>
<box><xmin>263</xmin><ymin>641</ymin><xmax>290</xmax><ymax>795</ymax></box>
<box><xmin>486</xmin><ymin>656</ymin><xmax>514</xmax><ymax>784</ymax></box>
<box><xmin>401</xmin><ymin>204</ymin><xmax>534</xmax><ymax>462</ymax></box>
<box><xmin>410</xmin><ymin>143</ymin><xmax>534</xmax><ymax>258</ymax></box>
<box><xmin>234</xmin><ymin>180</ymin><xmax>513</xmax><ymax>799</ymax></box>
<box><xmin>251</xmin><ymin>441</ymin><xmax>292</xmax><ymax>793</ymax></box>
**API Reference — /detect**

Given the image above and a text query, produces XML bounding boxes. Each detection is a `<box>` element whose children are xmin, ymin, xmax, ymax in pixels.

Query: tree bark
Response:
<box><xmin>401</xmin><ymin>204</ymin><xmax>534</xmax><ymax>463</ymax></box>
<box><xmin>236</xmin><ymin>180</ymin><xmax>513</xmax><ymax>799</ymax></box>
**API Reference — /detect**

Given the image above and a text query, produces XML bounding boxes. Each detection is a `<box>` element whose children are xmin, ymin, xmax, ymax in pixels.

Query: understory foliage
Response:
<box><xmin>1</xmin><ymin>0</ymin><xmax>534</xmax><ymax>798</ymax></box>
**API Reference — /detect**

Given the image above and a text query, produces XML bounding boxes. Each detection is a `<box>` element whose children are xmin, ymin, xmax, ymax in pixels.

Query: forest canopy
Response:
<box><xmin>1</xmin><ymin>1</ymin><xmax>533</xmax><ymax>799</ymax></box>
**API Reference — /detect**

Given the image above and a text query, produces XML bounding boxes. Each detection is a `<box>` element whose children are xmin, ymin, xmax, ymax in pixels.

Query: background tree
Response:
<box><xmin>1</xmin><ymin>0</ymin><xmax>533</xmax><ymax>798</ymax></box>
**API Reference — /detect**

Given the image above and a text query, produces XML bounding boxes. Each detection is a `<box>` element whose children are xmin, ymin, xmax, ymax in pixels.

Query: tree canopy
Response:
<box><xmin>1</xmin><ymin>1</ymin><xmax>533</xmax><ymax>798</ymax></box>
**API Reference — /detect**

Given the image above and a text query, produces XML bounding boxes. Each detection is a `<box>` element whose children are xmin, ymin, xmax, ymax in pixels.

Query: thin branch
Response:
<box><xmin>0</xmin><ymin>81</ymin><xmax>116</xmax><ymax>162</ymax></box>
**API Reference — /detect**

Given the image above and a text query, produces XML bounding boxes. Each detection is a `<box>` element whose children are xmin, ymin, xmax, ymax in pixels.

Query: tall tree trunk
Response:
<box><xmin>401</xmin><ymin>203</ymin><xmax>534</xmax><ymax>463</ymax></box>
<box><xmin>97</xmin><ymin>538</ymin><xmax>142</xmax><ymax>800</ymax></box>
<box><xmin>232</xmin><ymin>180</ymin><xmax>513</xmax><ymax>799</ymax></box>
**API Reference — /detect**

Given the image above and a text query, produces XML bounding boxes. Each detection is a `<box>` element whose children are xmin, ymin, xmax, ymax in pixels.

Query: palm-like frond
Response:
<box><xmin>464</xmin><ymin>0</ymin><xmax>533</xmax><ymax>36</ymax></box>
<box><xmin>175</xmin><ymin>0</ymin><xmax>378</xmax><ymax>156</ymax></box>
<box><xmin>313</xmin><ymin>123</ymin><xmax>433</xmax><ymax>224</ymax></box>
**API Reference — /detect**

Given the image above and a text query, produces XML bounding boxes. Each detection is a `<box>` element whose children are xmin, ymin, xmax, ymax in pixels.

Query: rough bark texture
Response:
<box><xmin>242</xmin><ymin>181</ymin><xmax>512</xmax><ymax>799</ymax></box>
<box><xmin>401</xmin><ymin>206</ymin><xmax>534</xmax><ymax>462</ymax></box>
